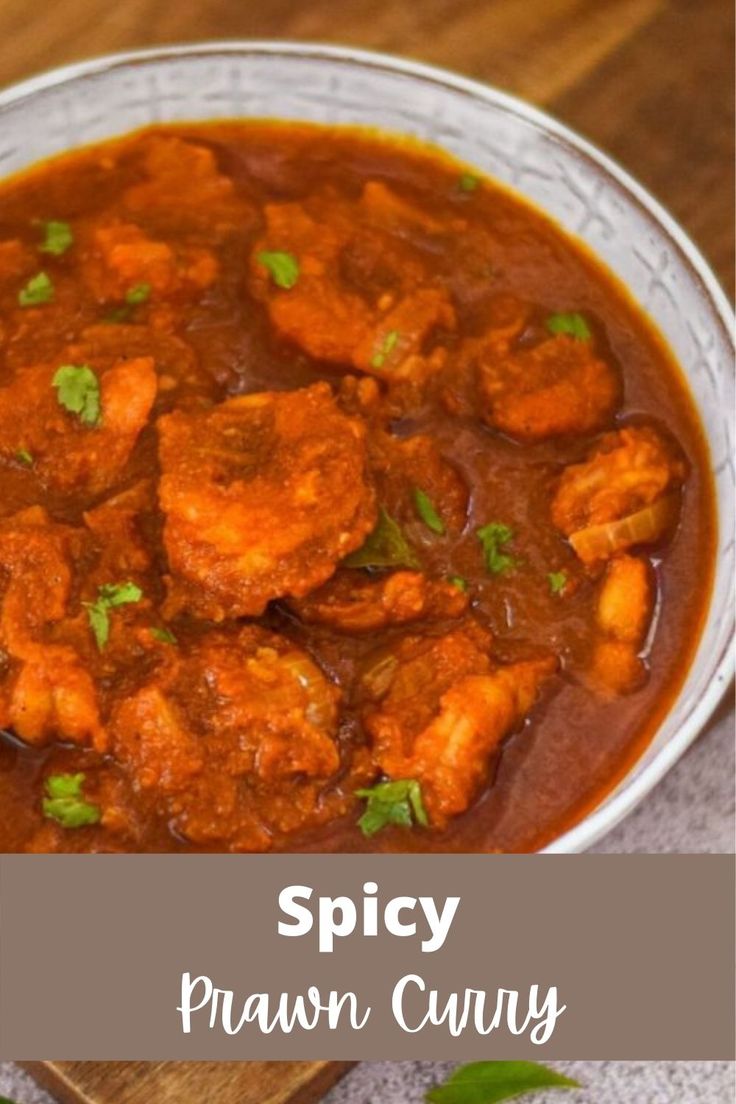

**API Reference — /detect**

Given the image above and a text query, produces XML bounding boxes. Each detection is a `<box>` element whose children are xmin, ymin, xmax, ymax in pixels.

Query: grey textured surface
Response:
<box><xmin>1</xmin><ymin>1061</ymin><xmax>733</xmax><ymax>1103</ymax></box>
<box><xmin>2</xmin><ymin>705</ymin><xmax>732</xmax><ymax>1103</ymax></box>
<box><xmin>323</xmin><ymin>1061</ymin><xmax>736</xmax><ymax>1103</ymax></box>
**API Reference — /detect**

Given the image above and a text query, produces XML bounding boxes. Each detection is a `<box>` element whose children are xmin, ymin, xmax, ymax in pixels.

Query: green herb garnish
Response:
<box><xmin>355</xmin><ymin>779</ymin><xmax>428</xmax><ymax>837</ymax></box>
<box><xmin>52</xmin><ymin>364</ymin><xmax>101</xmax><ymax>427</ymax></box>
<box><xmin>39</xmin><ymin>219</ymin><xmax>73</xmax><ymax>256</ymax></box>
<box><xmin>257</xmin><ymin>250</ymin><xmax>300</xmax><ymax>289</ymax></box>
<box><xmin>125</xmin><ymin>282</ymin><xmax>151</xmax><ymax>305</ymax></box>
<box><xmin>477</xmin><ymin>522</ymin><xmax>517</xmax><ymax>575</ymax></box>
<box><xmin>546</xmin><ymin>312</ymin><xmax>591</xmax><ymax>341</ymax></box>
<box><xmin>151</xmin><ymin>626</ymin><xmax>177</xmax><ymax>645</ymax></box>
<box><xmin>548</xmin><ymin>570</ymin><xmax>568</xmax><ymax>595</ymax></box>
<box><xmin>18</xmin><ymin>271</ymin><xmax>54</xmax><ymax>307</ymax></box>
<box><xmin>84</xmin><ymin>581</ymin><xmax>143</xmax><ymax>650</ymax></box>
<box><xmin>15</xmin><ymin>448</ymin><xmax>33</xmax><ymax>467</ymax></box>
<box><xmin>371</xmin><ymin>329</ymin><xmax>400</xmax><ymax>370</ymax></box>
<box><xmin>448</xmin><ymin>574</ymin><xmax>468</xmax><ymax>592</ymax></box>
<box><xmin>459</xmin><ymin>172</ymin><xmax>480</xmax><ymax>193</ymax></box>
<box><xmin>42</xmin><ymin>773</ymin><xmax>101</xmax><ymax>829</ymax></box>
<box><xmin>343</xmin><ymin>508</ymin><xmax>420</xmax><ymax>570</ymax></box>
<box><xmin>413</xmin><ymin>487</ymin><xmax>445</xmax><ymax>534</ymax></box>
<box><xmin>426</xmin><ymin>1061</ymin><xmax>581</xmax><ymax>1103</ymax></box>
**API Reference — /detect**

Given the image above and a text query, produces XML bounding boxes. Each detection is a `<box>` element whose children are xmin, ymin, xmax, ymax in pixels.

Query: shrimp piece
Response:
<box><xmin>109</xmin><ymin>626</ymin><xmax>341</xmax><ymax>849</ymax></box>
<box><xmin>552</xmin><ymin>425</ymin><xmax>687</xmax><ymax>566</ymax></box>
<box><xmin>250</xmin><ymin>191</ymin><xmax>455</xmax><ymax>386</ymax></box>
<box><xmin>158</xmin><ymin>382</ymin><xmax>377</xmax><ymax>620</ymax></box>
<box><xmin>0</xmin><ymin>356</ymin><xmax>156</xmax><ymax>497</ymax></box>
<box><xmin>477</xmin><ymin>332</ymin><xmax>620</xmax><ymax>441</ymax></box>
<box><xmin>289</xmin><ymin>570</ymin><xmax>468</xmax><ymax>632</ymax></box>
<box><xmin>362</xmin><ymin>623</ymin><xmax>556</xmax><ymax>824</ymax></box>
<box><xmin>84</xmin><ymin>222</ymin><xmax>218</xmax><ymax>301</ymax></box>
<box><xmin>590</xmin><ymin>555</ymin><xmax>655</xmax><ymax>695</ymax></box>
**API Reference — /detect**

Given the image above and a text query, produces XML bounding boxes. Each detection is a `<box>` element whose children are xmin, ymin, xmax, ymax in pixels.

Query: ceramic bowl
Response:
<box><xmin>0</xmin><ymin>43</ymin><xmax>732</xmax><ymax>852</ymax></box>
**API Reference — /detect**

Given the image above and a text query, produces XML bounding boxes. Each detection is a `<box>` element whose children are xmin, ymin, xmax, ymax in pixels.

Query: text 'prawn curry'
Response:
<box><xmin>0</xmin><ymin>123</ymin><xmax>715</xmax><ymax>853</ymax></box>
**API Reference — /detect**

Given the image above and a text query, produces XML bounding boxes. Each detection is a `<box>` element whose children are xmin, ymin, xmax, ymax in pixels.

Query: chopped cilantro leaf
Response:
<box><xmin>125</xmin><ymin>282</ymin><xmax>151</xmax><ymax>305</ymax></box>
<box><xmin>343</xmin><ymin>507</ymin><xmax>420</xmax><ymax>570</ymax></box>
<box><xmin>258</xmin><ymin>250</ymin><xmax>300</xmax><ymax>289</ymax></box>
<box><xmin>413</xmin><ymin>487</ymin><xmax>445</xmax><ymax>534</ymax></box>
<box><xmin>15</xmin><ymin>448</ymin><xmax>33</xmax><ymax>467</ymax></box>
<box><xmin>448</xmin><ymin>574</ymin><xmax>468</xmax><ymax>592</ymax></box>
<box><xmin>42</xmin><ymin>772</ymin><xmax>101</xmax><ymax>829</ymax></box>
<box><xmin>151</xmin><ymin>626</ymin><xmax>177</xmax><ymax>645</ymax></box>
<box><xmin>548</xmin><ymin>570</ymin><xmax>568</xmax><ymax>595</ymax></box>
<box><xmin>18</xmin><ymin>271</ymin><xmax>54</xmax><ymax>307</ymax></box>
<box><xmin>84</xmin><ymin>581</ymin><xmax>143</xmax><ymax>650</ymax></box>
<box><xmin>459</xmin><ymin>172</ymin><xmax>480</xmax><ymax>193</ymax></box>
<box><xmin>52</xmin><ymin>364</ymin><xmax>101</xmax><ymax>427</ymax></box>
<box><xmin>39</xmin><ymin>219</ymin><xmax>73</xmax><ymax>256</ymax></box>
<box><xmin>477</xmin><ymin>522</ymin><xmax>517</xmax><ymax>574</ymax></box>
<box><xmin>355</xmin><ymin>779</ymin><xmax>428</xmax><ymax>837</ymax></box>
<box><xmin>546</xmin><ymin>311</ymin><xmax>591</xmax><ymax>340</ymax></box>
<box><xmin>371</xmin><ymin>329</ymin><xmax>400</xmax><ymax>370</ymax></box>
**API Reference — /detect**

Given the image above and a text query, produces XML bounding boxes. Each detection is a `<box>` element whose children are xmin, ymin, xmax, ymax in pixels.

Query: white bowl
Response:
<box><xmin>0</xmin><ymin>43</ymin><xmax>733</xmax><ymax>853</ymax></box>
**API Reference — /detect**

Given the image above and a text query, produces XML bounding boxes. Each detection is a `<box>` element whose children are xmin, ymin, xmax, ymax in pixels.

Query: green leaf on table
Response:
<box><xmin>42</xmin><ymin>772</ymin><xmax>101</xmax><ymax>829</ymax></box>
<box><xmin>343</xmin><ymin>507</ymin><xmax>420</xmax><ymax>570</ymax></box>
<box><xmin>355</xmin><ymin>778</ymin><xmax>428</xmax><ymax>837</ymax></box>
<box><xmin>426</xmin><ymin>1061</ymin><xmax>581</xmax><ymax>1103</ymax></box>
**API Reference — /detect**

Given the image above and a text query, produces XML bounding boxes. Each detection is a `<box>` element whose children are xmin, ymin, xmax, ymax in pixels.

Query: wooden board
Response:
<box><xmin>20</xmin><ymin>1061</ymin><xmax>354</xmax><ymax>1104</ymax></box>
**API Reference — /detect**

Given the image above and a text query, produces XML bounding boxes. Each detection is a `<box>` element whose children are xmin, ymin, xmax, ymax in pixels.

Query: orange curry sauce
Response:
<box><xmin>0</xmin><ymin>123</ymin><xmax>715</xmax><ymax>853</ymax></box>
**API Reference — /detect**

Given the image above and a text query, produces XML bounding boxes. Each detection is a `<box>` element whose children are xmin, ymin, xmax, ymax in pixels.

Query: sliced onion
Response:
<box><xmin>570</xmin><ymin>495</ymin><xmax>678</xmax><ymax>564</ymax></box>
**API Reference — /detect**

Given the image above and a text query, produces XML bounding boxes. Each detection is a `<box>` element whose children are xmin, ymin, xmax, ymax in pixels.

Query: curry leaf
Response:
<box><xmin>477</xmin><ymin>522</ymin><xmax>517</xmax><ymax>575</ymax></box>
<box><xmin>355</xmin><ymin>779</ymin><xmax>428</xmax><ymax>837</ymax></box>
<box><xmin>426</xmin><ymin>1061</ymin><xmax>581</xmax><ymax>1103</ymax></box>
<box><xmin>258</xmin><ymin>250</ymin><xmax>300</xmax><ymax>289</ymax></box>
<box><xmin>18</xmin><ymin>270</ymin><xmax>54</xmax><ymax>306</ymax></box>
<box><xmin>15</xmin><ymin>448</ymin><xmax>33</xmax><ymax>466</ymax></box>
<box><xmin>343</xmin><ymin>508</ymin><xmax>421</xmax><ymax>570</ymax></box>
<box><xmin>39</xmin><ymin>219</ymin><xmax>74</xmax><ymax>255</ymax></box>
<box><xmin>546</xmin><ymin>312</ymin><xmax>591</xmax><ymax>341</ymax></box>
<box><xmin>52</xmin><ymin>364</ymin><xmax>101</xmax><ymax>427</ymax></box>
<box><xmin>42</xmin><ymin>773</ymin><xmax>101</xmax><ymax>829</ymax></box>
<box><xmin>414</xmin><ymin>488</ymin><xmax>445</xmax><ymax>534</ymax></box>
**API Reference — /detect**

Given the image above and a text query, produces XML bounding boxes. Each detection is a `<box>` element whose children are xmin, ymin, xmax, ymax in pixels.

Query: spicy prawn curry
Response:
<box><xmin>0</xmin><ymin>122</ymin><xmax>715</xmax><ymax>853</ymax></box>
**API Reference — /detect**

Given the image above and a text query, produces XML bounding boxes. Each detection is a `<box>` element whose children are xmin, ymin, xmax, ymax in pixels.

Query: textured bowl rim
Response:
<box><xmin>0</xmin><ymin>41</ymin><xmax>733</xmax><ymax>854</ymax></box>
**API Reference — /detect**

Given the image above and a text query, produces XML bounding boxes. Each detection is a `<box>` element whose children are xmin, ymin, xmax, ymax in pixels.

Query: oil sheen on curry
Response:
<box><xmin>0</xmin><ymin>122</ymin><xmax>715</xmax><ymax>853</ymax></box>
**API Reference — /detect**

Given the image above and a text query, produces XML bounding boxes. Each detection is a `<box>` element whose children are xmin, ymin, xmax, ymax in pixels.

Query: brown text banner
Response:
<box><xmin>0</xmin><ymin>855</ymin><xmax>733</xmax><ymax>1060</ymax></box>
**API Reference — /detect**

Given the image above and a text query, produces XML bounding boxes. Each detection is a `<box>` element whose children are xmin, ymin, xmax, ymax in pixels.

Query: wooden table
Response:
<box><xmin>0</xmin><ymin>0</ymin><xmax>732</xmax><ymax>295</ymax></box>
